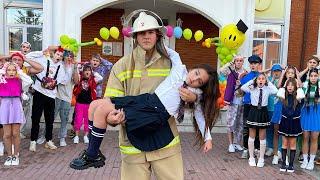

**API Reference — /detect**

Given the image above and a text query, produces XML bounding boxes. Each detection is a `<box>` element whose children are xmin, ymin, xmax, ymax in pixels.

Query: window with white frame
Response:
<box><xmin>252</xmin><ymin>23</ymin><xmax>284</xmax><ymax>69</ymax></box>
<box><xmin>5</xmin><ymin>6</ymin><xmax>43</xmax><ymax>52</ymax></box>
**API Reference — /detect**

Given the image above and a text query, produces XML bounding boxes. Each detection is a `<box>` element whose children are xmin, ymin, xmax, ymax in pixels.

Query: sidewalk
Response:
<box><xmin>0</xmin><ymin>131</ymin><xmax>318</xmax><ymax>180</ymax></box>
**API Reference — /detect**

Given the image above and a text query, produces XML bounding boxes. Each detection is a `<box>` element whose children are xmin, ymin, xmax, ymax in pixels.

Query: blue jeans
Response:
<box><xmin>55</xmin><ymin>98</ymin><xmax>71</xmax><ymax>139</ymax></box>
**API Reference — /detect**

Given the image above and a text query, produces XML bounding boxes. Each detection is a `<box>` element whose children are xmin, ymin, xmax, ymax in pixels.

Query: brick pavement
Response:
<box><xmin>0</xmin><ymin>131</ymin><xmax>318</xmax><ymax>180</ymax></box>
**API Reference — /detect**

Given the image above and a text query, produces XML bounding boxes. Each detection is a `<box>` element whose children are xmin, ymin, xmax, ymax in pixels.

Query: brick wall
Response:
<box><xmin>287</xmin><ymin>0</ymin><xmax>320</xmax><ymax>69</ymax></box>
<box><xmin>81</xmin><ymin>8</ymin><xmax>124</xmax><ymax>63</ymax></box>
<box><xmin>175</xmin><ymin>13</ymin><xmax>219</xmax><ymax>69</ymax></box>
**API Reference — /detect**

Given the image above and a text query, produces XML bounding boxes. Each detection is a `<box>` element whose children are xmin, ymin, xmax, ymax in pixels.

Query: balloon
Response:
<box><xmin>122</xmin><ymin>27</ymin><xmax>132</xmax><ymax>37</ymax></box>
<box><xmin>183</xmin><ymin>28</ymin><xmax>192</xmax><ymax>41</ymax></box>
<box><xmin>205</xmin><ymin>41</ymin><xmax>211</xmax><ymax>48</ymax></box>
<box><xmin>94</xmin><ymin>38</ymin><xmax>102</xmax><ymax>46</ymax></box>
<box><xmin>110</xmin><ymin>26</ymin><xmax>120</xmax><ymax>39</ymax></box>
<box><xmin>201</xmin><ymin>41</ymin><xmax>206</xmax><ymax>47</ymax></box>
<box><xmin>218</xmin><ymin>54</ymin><xmax>225</xmax><ymax>61</ymax></box>
<box><xmin>216</xmin><ymin>47</ymin><xmax>221</xmax><ymax>54</ymax></box>
<box><xmin>194</xmin><ymin>30</ymin><xmax>204</xmax><ymax>42</ymax></box>
<box><xmin>166</xmin><ymin>25</ymin><xmax>174</xmax><ymax>37</ymax></box>
<box><xmin>221</xmin><ymin>47</ymin><xmax>230</xmax><ymax>56</ymax></box>
<box><xmin>60</xmin><ymin>35</ymin><xmax>70</xmax><ymax>45</ymax></box>
<box><xmin>205</xmin><ymin>38</ymin><xmax>211</xmax><ymax>44</ymax></box>
<box><xmin>69</xmin><ymin>38</ymin><xmax>77</xmax><ymax>45</ymax></box>
<box><xmin>174</xmin><ymin>27</ymin><xmax>183</xmax><ymax>39</ymax></box>
<box><xmin>226</xmin><ymin>54</ymin><xmax>233</xmax><ymax>61</ymax></box>
<box><xmin>220</xmin><ymin>20</ymin><xmax>247</xmax><ymax>49</ymax></box>
<box><xmin>230</xmin><ymin>49</ymin><xmax>237</xmax><ymax>55</ymax></box>
<box><xmin>100</xmin><ymin>27</ymin><xmax>110</xmax><ymax>40</ymax></box>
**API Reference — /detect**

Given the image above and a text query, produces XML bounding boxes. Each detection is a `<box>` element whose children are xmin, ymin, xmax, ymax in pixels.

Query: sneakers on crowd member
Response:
<box><xmin>254</xmin><ymin>149</ymin><xmax>260</xmax><ymax>158</ymax></box>
<box><xmin>83</xmin><ymin>136</ymin><xmax>89</xmax><ymax>144</ymax></box>
<box><xmin>45</xmin><ymin>140</ymin><xmax>57</xmax><ymax>150</ymax></box>
<box><xmin>241</xmin><ymin>149</ymin><xmax>248</xmax><ymax>159</ymax></box>
<box><xmin>300</xmin><ymin>160</ymin><xmax>308</xmax><ymax>169</ymax></box>
<box><xmin>0</xmin><ymin>142</ymin><xmax>4</xmax><ymax>156</ymax></box>
<box><xmin>11</xmin><ymin>156</ymin><xmax>19</xmax><ymax>166</ymax></box>
<box><xmin>287</xmin><ymin>165</ymin><xmax>294</xmax><ymax>173</ymax></box>
<box><xmin>29</xmin><ymin>141</ymin><xmax>36</xmax><ymax>152</ymax></box>
<box><xmin>228</xmin><ymin>144</ymin><xmax>235</xmax><ymax>153</ymax></box>
<box><xmin>248</xmin><ymin>158</ymin><xmax>256</xmax><ymax>167</ymax></box>
<box><xmin>265</xmin><ymin>148</ymin><xmax>273</xmax><ymax>157</ymax></box>
<box><xmin>20</xmin><ymin>133</ymin><xmax>26</xmax><ymax>139</ymax></box>
<box><xmin>234</xmin><ymin>144</ymin><xmax>244</xmax><ymax>151</ymax></box>
<box><xmin>69</xmin><ymin>129</ymin><xmax>76</xmax><ymax>139</ymax></box>
<box><xmin>306</xmin><ymin>161</ymin><xmax>314</xmax><ymax>170</ymax></box>
<box><xmin>279</xmin><ymin>163</ymin><xmax>287</xmax><ymax>172</ymax></box>
<box><xmin>4</xmin><ymin>156</ymin><xmax>12</xmax><ymax>166</ymax></box>
<box><xmin>315</xmin><ymin>158</ymin><xmax>320</xmax><ymax>165</ymax></box>
<box><xmin>37</xmin><ymin>136</ymin><xmax>45</xmax><ymax>144</ymax></box>
<box><xmin>70</xmin><ymin>151</ymin><xmax>105</xmax><ymax>170</ymax></box>
<box><xmin>257</xmin><ymin>158</ymin><xmax>264</xmax><ymax>168</ymax></box>
<box><xmin>74</xmin><ymin>136</ymin><xmax>79</xmax><ymax>144</ymax></box>
<box><xmin>272</xmin><ymin>155</ymin><xmax>279</xmax><ymax>165</ymax></box>
<box><xmin>60</xmin><ymin>138</ymin><xmax>67</xmax><ymax>147</ymax></box>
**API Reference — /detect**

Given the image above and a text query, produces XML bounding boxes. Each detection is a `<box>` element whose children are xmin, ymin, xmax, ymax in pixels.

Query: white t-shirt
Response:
<box><xmin>56</xmin><ymin>63</ymin><xmax>76</xmax><ymax>103</ymax></box>
<box><xmin>26</xmin><ymin>51</ymin><xmax>66</xmax><ymax>99</ymax></box>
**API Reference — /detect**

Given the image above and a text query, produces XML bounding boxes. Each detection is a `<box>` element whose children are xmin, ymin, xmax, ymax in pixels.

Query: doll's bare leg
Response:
<box><xmin>88</xmin><ymin>98</ymin><xmax>113</xmax><ymax>121</ymax></box>
<box><xmin>92</xmin><ymin>101</ymin><xmax>116</xmax><ymax>129</ymax></box>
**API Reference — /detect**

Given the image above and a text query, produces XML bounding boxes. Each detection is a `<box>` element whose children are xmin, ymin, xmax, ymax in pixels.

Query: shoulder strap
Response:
<box><xmin>228</xmin><ymin>66</ymin><xmax>238</xmax><ymax>80</ymax></box>
<box><xmin>45</xmin><ymin>60</ymin><xmax>50</xmax><ymax>77</ymax></box>
<box><xmin>53</xmin><ymin>65</ymin><xmax>60</xmax><ymax>80</ymax></box>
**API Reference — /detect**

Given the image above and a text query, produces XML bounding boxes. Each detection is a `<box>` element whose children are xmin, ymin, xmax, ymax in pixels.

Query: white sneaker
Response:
<box><xmin>248</xmin><ymin>158</ymin><xmax>256</xmax><ymax>167</ymax></box>
<box><xmin>29</xmin><ymin>141</ymin><xmax>36</xmax><ymax>152</ymax></box>
<box><xmin>234</xmin><ymin>144</ymin><xmax>243</xmax><ymax>151</ymax></box>
<box><xmin>0</xmin><ymin>142</ymin><xmax>4</xmax><ymax>156</ymax></box>
<box><xmin>20</xmin><ymin>133</ymin><xmax>26</xmax><ymax>139</ymax></box>
<box><xmin>257</xmin><ymin>158</ymin><xmax>265</xmax><ymax>168</ymax></box>
<box><xmin>37</xmin><ymin>136</ymin><xmax>45</xmax><ymax>144</ymax></box>
<box><xmin>4</xmin><ymin>156</ymin><xmax>12</xmax><ymax>166</ymax></box>
<box><xmin>228</xmin><ymin>144</ymin><xmax>235</xmax><ymax>153</ymax></box>
<box><xmin>11</xmin><ymin>156</ymin><xmax>19</xmax><ymax>166</ymax></box>
<box><xmin>306</xmin><ymin>161</ymin><xmax>314</xmax><ymax>170</ymax></box>
<box><xmin>60</xmin><ymin>138</ymin><xmax>67</xmax><ymax>147</ymax></box>
<box><xmin>83</xmin><ymin>136</ymin><xmax>89</xmax><ymax>144</ymax></box>
<box><xmin>265</xmin><ymin>148</ymin><xmax>273</xmax><ymax>156</ymax></box>
<box><xmin>241</xmin><ymin>150</ymin><xmax>248</xmax><ymax>159</ymax></box>
<box><xmin>73</xmin><ymin>136</ymin><xmax>79</xmax><ymax>144</ymax></box>
<box><xmin>272</xmin><ymin>155</ymin><xmax>279</xmax><ymax>165</ymax></box>
<box><xmin>300</xmin><ymin>160</ymin><xmax>308</xmax><ymax>169</ymax></box>
<box><xmin>45</xmin><ymin>140</ymin><xmax>57</xmax><ymax>150</ymax></box>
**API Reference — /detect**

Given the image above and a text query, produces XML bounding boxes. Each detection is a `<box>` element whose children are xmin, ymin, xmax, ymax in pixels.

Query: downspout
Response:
<box><xmin>300</xmin><ymin>0</ymin><xmax>310</xmax><ymax>69</ymax></box>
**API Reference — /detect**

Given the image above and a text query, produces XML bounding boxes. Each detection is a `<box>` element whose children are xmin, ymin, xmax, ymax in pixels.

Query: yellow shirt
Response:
<box><xmin>104</xmin><ymin>45</ymin><xmax>181</xmax><ymax>163</ymax></box>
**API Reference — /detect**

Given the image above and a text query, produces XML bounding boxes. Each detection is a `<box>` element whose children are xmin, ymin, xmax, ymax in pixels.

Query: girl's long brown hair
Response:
<box><xmin>281</xmin><ymin>78</ymin><xmax>299</xmax><ymax>110</ymax></box>
<box><xmin>192</xmin><ymin>64</ymin><xmax>220</xmax><ymax>147</ymax></box>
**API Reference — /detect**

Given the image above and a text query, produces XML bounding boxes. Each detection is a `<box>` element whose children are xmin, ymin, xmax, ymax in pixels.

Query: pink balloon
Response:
<box><xmin>122</xmin><ymin>27</ymin><xmax>132</xmax><ymax>37</ymax></box>
<box><xmin>166</xmin><ymin>25</ymin><xmax>173</xmax><ymax>37</ymax></box>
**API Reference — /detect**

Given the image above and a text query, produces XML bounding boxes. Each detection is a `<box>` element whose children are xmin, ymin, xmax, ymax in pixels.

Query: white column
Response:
<box><xmin>0</xmin><ymin>2</ymin><xmax>4</xmax><ymax>54</ymax></box>
<box><xmin>42</xmin><ymin>0</ymin><xmax>53</xmax><ymax>49</ymax></box>
<box><xmin>52</xmin><ymin>0</ymin><xmax>66</xmax><ymax>46</ymax></box>
<box><xmin>282</xmin><ymin>0</ymin><xmax>292</xmax><ymax>65</ymax></box>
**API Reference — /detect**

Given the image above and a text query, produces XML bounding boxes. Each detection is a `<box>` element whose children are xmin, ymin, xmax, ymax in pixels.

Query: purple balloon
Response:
<box><xmin>166</xmin><ymin>25</ymin><xmax>174</xmax><ymax>37</ymax></box>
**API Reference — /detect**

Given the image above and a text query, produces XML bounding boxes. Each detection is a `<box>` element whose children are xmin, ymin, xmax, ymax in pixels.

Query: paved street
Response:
<box><xmin>0</xmin><ymin>131</ymin><xmax>318</xmax><ymax>180</ymax></box>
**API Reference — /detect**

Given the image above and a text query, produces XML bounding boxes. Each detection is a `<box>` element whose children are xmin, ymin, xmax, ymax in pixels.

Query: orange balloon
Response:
<box><xmin>201</xmin><ymin>41</ymin><xmax>206</xmax><ymax>47</ymax></box>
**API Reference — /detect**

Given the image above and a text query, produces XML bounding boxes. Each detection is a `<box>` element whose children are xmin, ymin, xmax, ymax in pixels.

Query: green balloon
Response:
<box><xmin>218</xmin><ymin>54</ymin><xmax>225</xmax><ymax>61</ymax></box>
<box><xmin>221</xmin><ymin>47</ymin><xmax>230</xmax><ymax>56</ymax></box>
<box><xmin>230</xmin><ymin>49</ymin><xmax>237</xmax><ymax>55</ymax></box>
<box><xmin>183</xmin><ymin>28</ymin><xmax>193</xmax><ymax>41</ymax></box>
<box><xmin>100</xmin><ymin>27</ymin><xmax>110</xmax><ymax>40</ymax></box>
<box><xmin>226</xmin><ymin>54</ymin><xmax>233</xmax><ymax>61</ymax></box>
<box><xmin>69</xmin><ymin>38</ymin><xmax>77</xmax><ymax>45</ymax></box>
<box><xmin>216</xmin><ymin>47</ymin><xmax>221</xmax><ymax>54</ymax></box>
<box><xmin>60</xmin><ymin>35</ymin><xmax>70</xmax><ymax>45</ymax></box>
